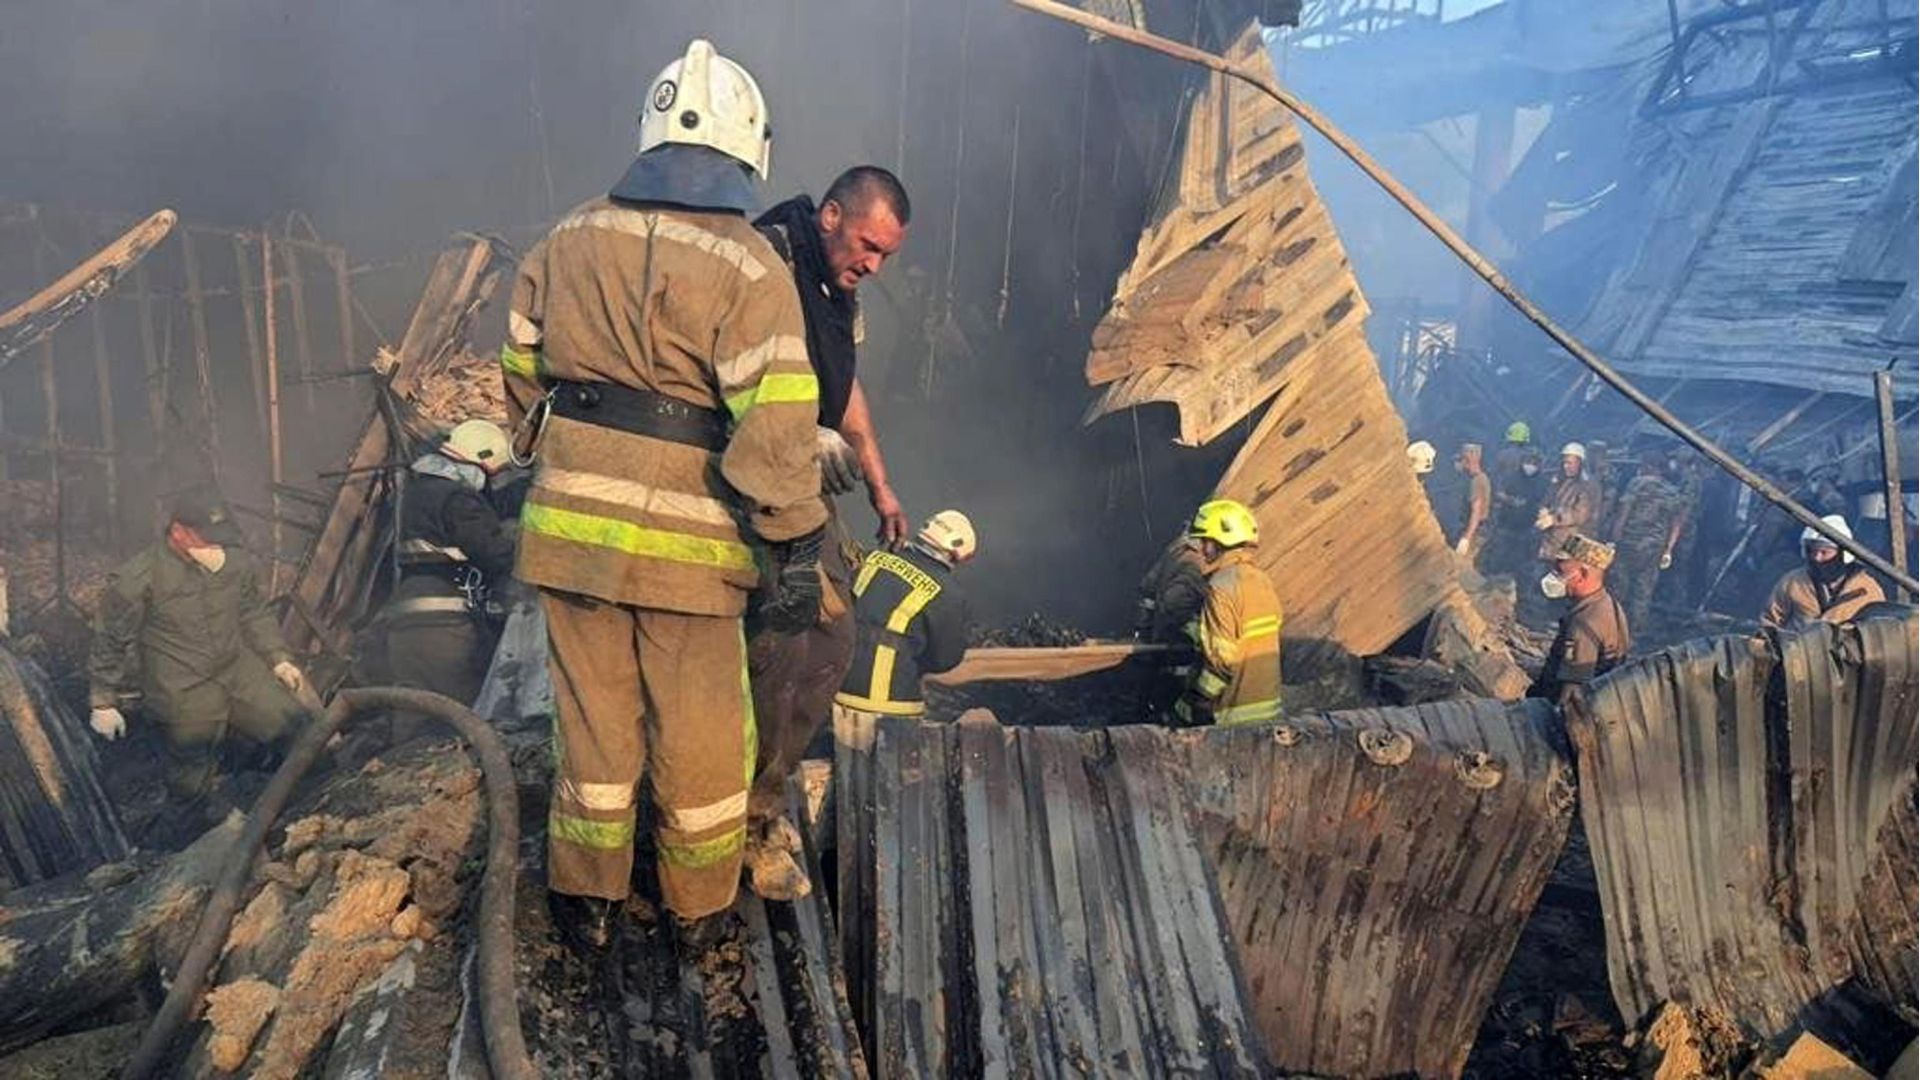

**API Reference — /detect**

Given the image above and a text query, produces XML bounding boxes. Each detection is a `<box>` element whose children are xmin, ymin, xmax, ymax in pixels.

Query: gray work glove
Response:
<box><xmin>816</xmin><ymin>427</ymin><xmax>863</xmax><ymax>496</ymax></box>
<box><xmin>758</xmin><ymin>528</ymin><xmax>825</xmax><ymax>634</ymax></box>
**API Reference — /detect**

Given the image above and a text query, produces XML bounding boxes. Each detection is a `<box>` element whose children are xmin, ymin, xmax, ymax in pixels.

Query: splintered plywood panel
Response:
<box><xmin>1085</xmin><ymin>23</ymin><xmax>1369</xmax><ymax>446</ymax></box>
<box><xmin>1211</xmin><ymin>322</ymin><xmax>1457</xmax><ymax>655</ymax></box>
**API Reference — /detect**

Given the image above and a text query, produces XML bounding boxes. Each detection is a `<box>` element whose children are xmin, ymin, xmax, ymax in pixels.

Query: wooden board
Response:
<box><xmin>1083</xmin><ymin>27</ymin><xmax>1370</xmax><ymax>443</ymax></box>
<box><xmin>923</xmin><ymin>642</ymin><xmax>1170</xmax><ymax>686</ymax></box>
<box><xmin>1209</xmin><ymin>323</ymin><xmax>1460</xmax><ymax>656</ymax></box>
<box><xmin>0</xmin><ymin>209</ymin><xmax>175</xmax><ymax>369</ymax></box>
<box><xmin>279</xmin><ymin>238</ymin><xmax>504</xmax><ymax>655</ymax></box>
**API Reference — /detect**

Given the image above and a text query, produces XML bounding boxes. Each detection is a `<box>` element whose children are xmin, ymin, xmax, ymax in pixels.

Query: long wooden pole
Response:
<box><xmin>263</xmin><ymin>233</ymin><xmax>285</xmax><ymax>595</ymax></box>
<box><xmin>30</xmin><ymin>233</ymin><xmax>67</xmax><ymax>605</ymax></box>
<box><xmin>178</xmin><ymin>230</ymin><xmax>224</xmax><ymax>489</ymax></box>
<box><xmin>284</xmin><ymin>238</ymin><xmax>317</xmax><ymax>415</ymax></box>
<box><xmin>329</xmin><ymin>246</ymin><xmax>356</xmax><ymax>399</ymax></box>
<box><xmin>1875</xmin><ymin>370</ymin><xmax>1910</xmax><ymax>601</ymax></box>
<box><xmin>232</xmin><ymin>233</ymin><xmax>269</xmax><ymax>439</ymax></box>
<box><xmin>88</xmin><ymin>302</ymin><xmax>120</xmax><ymax>546</ymax></box>
<box><xmin>1005</xmin><ymin>0</ymin><xmax>1920</xmax><ymax>594</ymax></box>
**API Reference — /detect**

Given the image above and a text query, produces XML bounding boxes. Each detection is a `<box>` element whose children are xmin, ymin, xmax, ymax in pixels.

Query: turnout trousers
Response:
<box><xmin>540</xmin><ymin>588</ymin><xmax>755</xmax><ymax>920</ymax></box>
<box><xmin>745</xmin><ymin>509</ymin><xmax>857</xmax><ymax>827</ymax></box>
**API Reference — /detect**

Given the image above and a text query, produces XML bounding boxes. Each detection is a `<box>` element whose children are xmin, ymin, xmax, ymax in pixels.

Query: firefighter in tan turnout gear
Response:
<box><xmin>1177</xmin><ymin>499</ymin><xmax>1284</xmax><ymax>727</ymax></box>
<box><xmin>501</xmin><ymin>40</ymin><xmax>827</xmax><ymax>952</ymax></box>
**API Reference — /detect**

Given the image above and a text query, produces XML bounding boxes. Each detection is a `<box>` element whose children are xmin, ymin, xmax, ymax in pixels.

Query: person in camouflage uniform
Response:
<box><xmin>1605</xmin><ymin>447</ymin><xmax>1687</xmax><ymax>634</ymax></box>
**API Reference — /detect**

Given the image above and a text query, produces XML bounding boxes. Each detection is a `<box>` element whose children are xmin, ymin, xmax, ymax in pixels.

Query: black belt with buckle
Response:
<box><xmin>548</xmin><ymin>379</ymin><xmax>728</xmax><ymax>452</ymax></box>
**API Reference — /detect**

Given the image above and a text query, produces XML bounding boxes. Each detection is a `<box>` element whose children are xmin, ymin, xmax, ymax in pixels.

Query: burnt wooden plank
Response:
<box><xmin>280</xmin><ymin>238</ymin><xmax>501</xmax><ymax>654</ymax></box>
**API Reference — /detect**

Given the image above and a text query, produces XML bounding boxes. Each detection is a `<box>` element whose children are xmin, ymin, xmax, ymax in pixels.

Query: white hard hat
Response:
<box><xmin>639</xmin><ymin>40</ymin><xmax>771</xmax><ymax>178</ymax></box>
<box><xmin>444</xmin><ymin>419</ymin><xmax>511</xmax><ymax>467</ymax></box>
<box><xmin>1801</xmin><ymin>514</ymin><xmax>1856</xmax><ymax>562</ymax></box>
<box><xmin>1561</xmin><ymin>442</ymin><xmax>1587</xmax><ymax>460</ymax></box>
<box><xmin>918</xmin><ymin>509</ymin><xmax>977</xmax><ymax>562</ymax></box>
<box><xmin>1406</xmin><ymin>441</ymin><xmax>1437</xmax><ymax>474</ymax></box>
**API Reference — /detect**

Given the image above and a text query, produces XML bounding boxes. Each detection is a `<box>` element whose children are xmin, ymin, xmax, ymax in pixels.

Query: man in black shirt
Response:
<box><xmin>744</xmin><ymin>166</ymin><xmax>912</xmax><ymax>900</ymax></box>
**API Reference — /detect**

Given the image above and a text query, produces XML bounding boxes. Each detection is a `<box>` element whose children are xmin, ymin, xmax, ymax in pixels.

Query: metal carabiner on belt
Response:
<box><xmin>510</xmin><ymin>389</ymin><xmax>554</xmax><ymax>468</ymax></box>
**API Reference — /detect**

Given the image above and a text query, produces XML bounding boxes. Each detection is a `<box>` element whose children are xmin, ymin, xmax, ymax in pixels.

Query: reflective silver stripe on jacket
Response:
<box><xmin>399</xmin><ymin>539</ymin><xmax>470</xmax><ymax>562</ymax></box>
<box><xmin>388</xmin><ymin>596</ymin><xmax>472</xmax><ymax>617</ymax></box>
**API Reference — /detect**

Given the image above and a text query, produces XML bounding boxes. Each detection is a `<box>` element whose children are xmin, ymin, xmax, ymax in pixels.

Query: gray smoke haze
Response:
<box><xmin>0</xmin><ymin>0</ymin><xmax>1224</xmax><ymax>630</ymax></box>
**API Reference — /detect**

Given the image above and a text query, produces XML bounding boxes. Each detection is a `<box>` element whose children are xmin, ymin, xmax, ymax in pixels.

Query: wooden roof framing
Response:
<box><xmin>1084</xmin><ymin>23</ymin><xmax>1458</xmax><ymax>656</ymax></box>
<box><xmin>1570</xmin><ymin>0</ymin><xmax>1919</xmax><ymax>398</ymax></box>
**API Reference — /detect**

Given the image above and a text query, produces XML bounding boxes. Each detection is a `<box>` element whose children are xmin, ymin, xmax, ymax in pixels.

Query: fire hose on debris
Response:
<box><xmin>122</xmin><ymin>687</ymin><xmax>536</xmax><ymax>1080</ymax></box>
<box><xmin>1007</xmin><ymin>0</ymin><xmax>1920</xmax><ymax>597</ymax></box>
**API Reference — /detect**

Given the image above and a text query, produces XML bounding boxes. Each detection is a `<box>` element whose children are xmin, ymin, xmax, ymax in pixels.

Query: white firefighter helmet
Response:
<box><xmin>444</xmin><ymin>419</ymin><xmax>511</xmax><ymax>468</ymax></box>
<box><xmin>1560</xmin><ymin>441</ymin><xmax>1587</xmax><ymax>460</ymax></box>
<box><xmin>638</xmin><ymin>40</ymin><xmax>771</xmax><ymax>178</ymax></box>
<box><xmin>1800</xmin><ymin>514</ymin><xmax>1856</xmax><ymax>563</ymax></box>
<box><xmin>918</xmin><ymin>510</ymin><xmax>977</xmax><ymax>563</ymax></box>
<box><xmin>1406</xmin><ymin>440</ymin><xmax>1437</xmax><ymax>475</ymax></box>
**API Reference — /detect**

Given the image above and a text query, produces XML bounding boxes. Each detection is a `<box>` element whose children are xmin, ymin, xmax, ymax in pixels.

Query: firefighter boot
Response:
<box><xmin>548</xmin><ymin>890</ymin><xmax>619</xmax><ymax>956</ymax></box>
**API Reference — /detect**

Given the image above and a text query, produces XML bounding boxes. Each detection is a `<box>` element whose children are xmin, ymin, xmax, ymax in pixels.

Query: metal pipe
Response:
<box><xmin>1005</xmin><ymin>0</ymin><xmax>1920</xmax><ymax>594</ymax></box>
<box><xmin>122</xmin><ymin>687</ymin><xmax>534</xmax><ymax>1080</ymax></box>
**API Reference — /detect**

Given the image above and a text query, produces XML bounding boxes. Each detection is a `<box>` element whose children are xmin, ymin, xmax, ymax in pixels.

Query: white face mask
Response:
<box><xmin>1521</xmin><ymin>462</ymin><xmax>1540</xmax><ymax>476</ymax></box>
<box><xmin>1540</xmin><ymin>571</ymin><xmax>1568</xmax><ymax>599</ymax></box>
<box><xmin>186</xmin><ymin>545</ymin><xmax>228</xmax><ymax>573</ymax></box>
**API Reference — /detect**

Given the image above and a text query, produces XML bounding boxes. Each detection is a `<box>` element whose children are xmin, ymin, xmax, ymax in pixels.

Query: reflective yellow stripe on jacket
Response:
<box><xmin>500</xmin><ymin>342</ymin><xmax>542</xmax><ymax>381</ymax></box>
<box><xmin>836</xmin><ymin>551</ymin><xmax>944</xmax><ymax>716</ymax></box>
<box><xmin>521</xmin><ymin>503</ymin><xmax>755</xmax><ymax>573</ymax></box>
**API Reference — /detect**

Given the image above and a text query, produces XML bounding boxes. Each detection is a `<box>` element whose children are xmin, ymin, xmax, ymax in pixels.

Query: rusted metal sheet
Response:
<box><xmin>1572</xmin><ymin>615</ymin><xmax>1919</xmax><ymax>1036</ymax></box>
<box><xmin>837</xmin><ymin>700</ymin><xmax>1573</xmax><ymax>1078</ymax></box>
<box><xmin>1174</xmin><ymin>698</ymin><xmax>1574</xmax><ymax>1078</ymax></box>
<box><xmin>838</xmin><ymin>711</ymin><xmax>1270</xmax><ymax>1078</ymax></box>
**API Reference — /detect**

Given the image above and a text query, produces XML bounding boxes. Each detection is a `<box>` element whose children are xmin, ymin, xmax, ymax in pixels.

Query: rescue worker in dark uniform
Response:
<box><xmin>1132</xmin><ymin>533</ymin><xmax>1211</xmax><ymax>722</ymax></box>
<box><xmin>1134</xmin><ymin>534</ymin><xmax>1209</xmax><ymax>644</ymax></box>
<box><xmin>87</xmin><ymin>488</ymin><xmax>308</xmax><ymax>824</ymax></box>
<box><xmin>1491</xmin><ymin>424</ymin><xmax>1547</xmax><ymax>578</ymax></box>
<box><xmin>743</xmin><ymin>165</ymin><xmax>913</xmax><ymax>900</ymax></box>
<box><xmin>832</xmin><ymin>510</ymin><xmax>976</xmax><ymax>725</ymax></box>
<box><xmin>1605</xmin><ymin>446</ymin><xmax>1687</xmax><ymax>636</ymax></box>
<box><xmin>384</xmin><ymin>419</ymin><xmax>518</xmax><ymax>707</ymax></box>
<box><xmin>1527</xmin><ymin>533</ymin><xmax>1631</xmax><ymax>708</ymax></box>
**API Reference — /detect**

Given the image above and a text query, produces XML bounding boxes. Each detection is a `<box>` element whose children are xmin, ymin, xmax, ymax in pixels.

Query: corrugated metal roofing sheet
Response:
<box><xmin>1174</xmin><ymin>698</ymin><xmax>1574</xmax><ymax>1078</ymax></box>
<box><xmin>836</xmin><ymin>712</ymin><xmax>1271</xmax><ymax>1078</ymax></box>
<box><xmin>1571</xmin><ymin>614</ymin><xmax>1919</xmax><ymax>1035</ymax></box>
<box><xmin>835</xmin><ymin>700</ymin><xmax>1573</xmax><ymax>1078</ymax></box>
